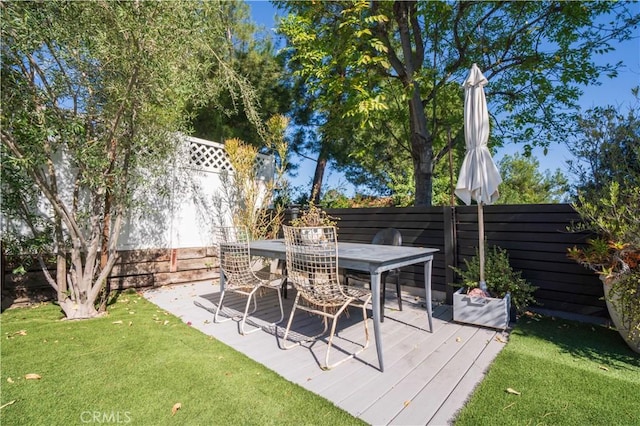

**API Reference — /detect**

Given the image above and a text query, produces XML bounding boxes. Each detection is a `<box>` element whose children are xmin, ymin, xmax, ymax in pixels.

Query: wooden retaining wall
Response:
<box><xmin>2</xmin><ymin>204</ymin><xmax>604</xmax><ymax>319</ymax></box>
<box><xmin>1</xmin><ymin>247</ymin><xmax>220</xmax><ymax>310</ymax></box>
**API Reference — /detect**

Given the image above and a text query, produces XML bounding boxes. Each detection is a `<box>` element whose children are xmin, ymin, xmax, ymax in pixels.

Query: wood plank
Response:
<box><xmin>153</xmin><ymin>270</ymin><xmax>219</xmax><ymax>286</ymax></box>
<box><xmin>305</xmin><ymin>304</ymin><xmax>452</xmax><ymax>396</ymax></box>
<box><xmin>143</xmin><ymin>281</ymin><xmax>510</xmax><ymax>426</ymax></box>
<box><xmin>387</xmin><ymin>327</ymin><xmax>498</xmax><ymax>425</ymax></box>
<box><xmin>428</xmin><ymin>330</ymin><xmax>508</xmax><ymax>425</ymax></box>
<box><xmin>350</xmin><ymin>325</ymin><xmax>481</xmax><ymax>424</ymax></box>
<box><xmin>110</xmin><ymin>261</ymin><xmax>170</xmax><ymax>276</ymax></box>
<box><xmin>333</xmin><ymin>317</ymin><xmax>467</xmax><ymax>411</ymax></box>
<box><xmin>176</xmin><ymin>256</ymin><xmax>218</xmax><ymax>271</ymax></box>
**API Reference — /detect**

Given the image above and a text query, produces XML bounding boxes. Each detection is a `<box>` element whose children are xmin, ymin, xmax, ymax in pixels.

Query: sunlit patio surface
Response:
<box><xmin>144</xmin><ymin>280</ymin><xmax>509</xmax><ymax>425</ymax></box>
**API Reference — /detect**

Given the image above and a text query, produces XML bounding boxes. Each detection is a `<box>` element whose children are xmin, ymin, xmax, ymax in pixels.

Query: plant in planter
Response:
<box><xmin>567</xmin><ymin>182</ymin><xmax>640</xmax><ymax>353</ymax></box>
<box><xmin>450</xmin><ymin>245</ymin><xmax>537</xmax><ymax>329</ymax></box>
<box><xmin>289</xmin><ymin>203</ymin><xmax>338</xmax><ymax>245</ymax></box>
<box><xmin>290</xmin><ymin>202</ymin><xmax>338</xmax><ymax>228</ymax></box>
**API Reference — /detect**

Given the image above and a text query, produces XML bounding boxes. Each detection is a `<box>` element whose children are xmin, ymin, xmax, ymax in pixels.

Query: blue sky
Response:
<box><xmin>248</xmin><ymin>1</ymin><xmax>640</xmax><ymax>197</ymax></box>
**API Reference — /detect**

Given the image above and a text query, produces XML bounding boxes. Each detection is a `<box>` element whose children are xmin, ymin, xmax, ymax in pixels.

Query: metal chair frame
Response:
<box><xmin>281</xmin><ymin>225</ymin><xmax>372</xmax><ymax>369</ymax></box>
<box><xmin>215</xmin><ymin>226</ymin><xmax>284</xmax><ymax>335</ymax></box>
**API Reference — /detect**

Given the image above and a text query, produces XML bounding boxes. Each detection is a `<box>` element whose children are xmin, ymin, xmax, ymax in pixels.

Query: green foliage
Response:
<box><xmin>290</xmin><ymin>202</ymin><xmax>339</xmax><ymax>228</ymax></box>
<box><xmin>0</xmin><ymin>1</ymin><xmax>264</xmax><ymax>318</ymax></box>
<box><xmin>276</xmin><ymin>1</ymin><xmax>638</xmax><ymax>205</ymax></box>
<box><xmin>190</xmin><ymin>3</ymin><xmax>291</xmax><ymax>146</ymax></box>
<box><xmin>568</xmin><ymin>170</ymin><xmax>640</xmax><ymax>278</ymax></box>
<box><xmin>217</xmin><ymin>115</ymin><xmax>290</xmax><ymax>240</ymax></box>
<box><xmin>566</xmin><ymin>98</ymin><xmax>639</xmax><ymax>344</ymax></box>
<box><xmin>320</xmin><ymin>189</ymin><xmax>352</xmax><ymax>209</ymax></box>
<box><xmin>497</xmin><ymin>153</ymin><xmax>569</xmax><ymax>204</ymax></box>
<box><xmin>568</xmin><ymin>182</ymin><xmax>640</xmax><ymax>344</ymax></box>
<box><xmin>450</xmin><ymin>245</ymin><xmax>537</xmax><ymax>314</ymax></box>
<box><xmin>567</xmin><ymin>96</ymin><xmax>640</xmax><ymax>199</ymax></box>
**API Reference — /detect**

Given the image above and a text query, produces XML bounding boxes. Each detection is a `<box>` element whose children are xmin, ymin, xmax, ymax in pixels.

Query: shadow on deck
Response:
<box><xmin>144</xmin><ymin>281</ymin><xmax>509</xmax><ymax>425</ymax></box>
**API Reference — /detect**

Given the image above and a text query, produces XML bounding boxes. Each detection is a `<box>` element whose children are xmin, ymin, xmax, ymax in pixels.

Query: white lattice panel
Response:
<box><xmin>186</xmin><ymin>136</ymin><xmax>274</xmax><ymax>179</ymax></box>
<box><xmin>188</xmin><ymin>137</ymin><xmax>232</xmax><ymax>172</ymax></box>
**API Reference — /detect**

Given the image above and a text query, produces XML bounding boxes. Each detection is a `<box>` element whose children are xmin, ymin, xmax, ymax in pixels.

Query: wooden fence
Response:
<box><xmin>320</xmin><ymin>203</ymin><xmax>604</xmax><ymax>319</ymax></box>
<box><xmin>2</xmin><ymin>204</ymin><xmax>604</xmax><ymax>319</ymax></box>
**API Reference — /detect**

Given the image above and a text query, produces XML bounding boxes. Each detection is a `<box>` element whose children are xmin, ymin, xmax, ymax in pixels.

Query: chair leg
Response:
<box><xmin>240</xmin><ymin>285</ymin><xmax>284</xmax><ymax>335</ymax></box>
<box><xmin>239</xmin><ymin>287</ymin><xmax>263</xmax><ymax>335</ymax></box>
<box><xmin>282</xmin><ymin>294</ymin><xmax>302</xmax><ymax>349</ymax></box>
<box><xmin>281</xmin><ymin>262</ymin><xmax>289</xmax><ymax>299</ymax></box>
<box><xmin>214</xmin><ymin>290</ymin><xmax>233</xmax><ymax>323</ymax></box>
<box><xmin>324</xmin><ymin>301</ymin><xmax>371</xmax><ymax>370</ymax></box>
<box><xmin>273</xmin><ymin>286</ymin><xmax>285</xmax><ymax>325</ymax></box>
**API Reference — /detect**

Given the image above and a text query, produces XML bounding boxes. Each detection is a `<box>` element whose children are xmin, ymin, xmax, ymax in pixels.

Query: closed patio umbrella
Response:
<box><xmin>455</xmin><ymin>63</ymin><xmax>502</xmax><ymax>290</ymax></box>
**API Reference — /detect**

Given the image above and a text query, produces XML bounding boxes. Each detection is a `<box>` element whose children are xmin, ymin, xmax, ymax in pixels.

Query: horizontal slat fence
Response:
<box><xmin>320</xmin><ymin>204</ymin><xmax>604</xmax><ymax>319</ymax></box>
<box><xmin>3</xmin><ymin>204</ymin><xmax>605</xmax><ymax>320</ymax></box>
<box><xmin>322</xmin><ymin>206</ymin><xmax>449</xmax><ymax>297</ymax></box>
<box><xmin>1</xmin><ymin>247</ymin><xmax>219</xmax><ymax>310</ymax></box>
<box><xmin>454</xmin><ymin>204</ymin><xmax>604</xmax><ymax>317</ymax></box>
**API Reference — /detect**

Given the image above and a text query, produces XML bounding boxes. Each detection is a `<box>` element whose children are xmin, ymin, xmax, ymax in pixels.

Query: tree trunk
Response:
<box><xmin>408</xmin><ymin>87</ymin><xmax>434</xmax><ymax>207</ymax></box>
<box><xmin>59</xmin><ymin>296</ymin><xmax>101</xmax><ymax>319</ymax></box>
<box><xmin>310</xmin><ymin>150</ymin><xmax>328</xmax><ymax>204</ymax></box>
<box><xmin>56</xmin><ymin>254</ymin><xmax>67</xmax><ymax>300</ymax></box>
<box><xmin>98</xmin><ymin>191</ymin><xmax>112</xmax><ymax>312</ymax></box>
<box><xmin>390</xmin><ymin>0</ymin><xmax>433</xmax><ymax>207</ymax></box>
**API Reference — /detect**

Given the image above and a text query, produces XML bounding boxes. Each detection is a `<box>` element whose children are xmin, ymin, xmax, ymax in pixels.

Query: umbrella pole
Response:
<box><xmin>478</xmin><ymin>202</ymin><xmax>487</xmax><ymax>292</ymax></box>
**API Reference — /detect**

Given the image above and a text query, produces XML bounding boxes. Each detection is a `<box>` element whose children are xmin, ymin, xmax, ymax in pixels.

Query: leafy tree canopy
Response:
<box><xmin>567</xmin><ymin>90</ymin><xmax>640</xmax><ymax>199</ymax></box>
<box><xmin>1</xmin><ymin>0</ymin><xmax>262</xmax><ymax>318</ymax></box>
<box><xmin>190</xmin><ymin>2</ymin><xmax>291</xmax><ymax>148</ymax></box>
<box><xmin>275</xmin><ymin>0</ymin><xmax>639</xmax><ymax>206</ymax></box>
<box><xmin>497</xmin><ymin>153</ymin><xmax>569</xmax><ymax>204</ymax></box>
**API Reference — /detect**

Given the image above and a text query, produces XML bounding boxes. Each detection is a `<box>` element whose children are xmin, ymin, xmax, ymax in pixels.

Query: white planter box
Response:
<box><xmin>453</xmin><ymin>287</ymin><xmax>511</xmax><ymax>330</ymax></box>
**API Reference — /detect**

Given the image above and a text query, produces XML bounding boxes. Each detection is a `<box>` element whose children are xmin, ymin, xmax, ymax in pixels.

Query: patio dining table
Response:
<box><xmin>243</xmin><ymin>239</ymin><xmax>439</xmax><ymax>372</ymax></box>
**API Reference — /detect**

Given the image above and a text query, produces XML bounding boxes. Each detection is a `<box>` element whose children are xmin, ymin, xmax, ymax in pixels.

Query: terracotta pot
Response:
<box><xmin>601</xmin><ymin>276</ymin><xmax>640</xmax><ymax>354</ymax></box>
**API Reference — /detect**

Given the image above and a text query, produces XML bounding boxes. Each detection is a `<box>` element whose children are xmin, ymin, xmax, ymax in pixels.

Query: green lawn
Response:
<box><xmin>3</xmin><ymin>294</ymin><xmax>639</xmax><ymax>426</ymax></box>
<box><xmin>0</xmin><ymin>293</ymin><xmax>364</xmax><ymax>426</ymax></box>
<box><xmin>455</xmin><ymin>313</ymin><xmax>640</xmax><ymax>426</ymax></box>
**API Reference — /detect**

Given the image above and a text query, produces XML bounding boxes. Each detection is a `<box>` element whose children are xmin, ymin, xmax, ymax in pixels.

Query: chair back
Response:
<box><xmin>282</xmin><ymin>225</ymin><xmax>345</xmax><ymax>307</ymax></box>
<box><xmin>372</xmin><ymin>228</ymin><xmax>402</xmax><ymax>246</ymax></box>
<box><xmin>216</xmin><ymin>227</ymin><xmax>256</xmax><ymax>289</ymax></box>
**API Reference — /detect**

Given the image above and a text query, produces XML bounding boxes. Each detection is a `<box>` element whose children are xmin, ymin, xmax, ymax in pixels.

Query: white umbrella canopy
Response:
<box><xmin>455</xmin><ymin>63</ymin><xmax>502</xmax><ymax>289</ymax></box>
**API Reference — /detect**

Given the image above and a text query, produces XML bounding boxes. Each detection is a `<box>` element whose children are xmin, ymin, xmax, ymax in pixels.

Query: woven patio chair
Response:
<box><xmin>281</xmin><ymin>225</ymin><xmax>372</xmax><ymax>369</ymax></box>
<box><xmin>344</xmin><ymin>228</ymin><xmax>403</xmax><ymax>321</ymax></box>
<box><xmin>214</xmin><ymin>226</ymin><xmax>284</xmax><ymax>335</ymax></box>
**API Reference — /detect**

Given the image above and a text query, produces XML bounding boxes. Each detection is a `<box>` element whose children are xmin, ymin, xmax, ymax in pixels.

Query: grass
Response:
<box><xmin>0</xmin><ymin>292</ymin><xmax>364</xmax><ymax>426</ymax></box>
<box><xmin>455</xmin><ymin>313</ymin><xmax>640</xmax><ymax>426</ymax></box>
<box><xmin>4</xmin><ymin>295</ymin><xmax>639</xmax><ymax>426</ymax></box>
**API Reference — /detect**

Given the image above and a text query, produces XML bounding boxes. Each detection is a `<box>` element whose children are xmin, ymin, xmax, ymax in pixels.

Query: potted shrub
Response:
<box><xmin>568</xmin><ymin>182</ymin><xmax>640</xmax><ymax>354</ymax></box>
<box><xmin>289</xmin><ymin>202</ymin><xmax>338</xmax><ymax>228</ymax></box>
<box><xmin>450</xmin><ymin>245</ymin><xmax>537</xmax><ymax>330</ymax></box>
<box><xmin>288</xmin><ymin>203</ymin><xmax>339</xmax><ymax>245</ymax></box>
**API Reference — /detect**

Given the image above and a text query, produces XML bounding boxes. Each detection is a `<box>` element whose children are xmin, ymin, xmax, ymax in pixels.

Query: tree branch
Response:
<box><xmin>371</xmin><ymin>2</ymin><xmax>406</xmax><ymax>81</ymax></box>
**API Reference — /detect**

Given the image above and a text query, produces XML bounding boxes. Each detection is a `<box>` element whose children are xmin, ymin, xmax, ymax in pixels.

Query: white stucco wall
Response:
<box><xmin>117</xmin><ymin>135</ymin><xmax>273</xmax><ymax>250</ymax></box>
<box><xmin>1</xmin><ymin>135</ymin><xmax>273</xmax><ymax>252</ymax></box>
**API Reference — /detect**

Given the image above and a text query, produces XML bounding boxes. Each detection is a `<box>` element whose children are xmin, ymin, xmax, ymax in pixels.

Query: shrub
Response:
<box><xmin>451</xmin><ymin>245</ymin><xmax>537</xmax><ymax>314</ymax></box>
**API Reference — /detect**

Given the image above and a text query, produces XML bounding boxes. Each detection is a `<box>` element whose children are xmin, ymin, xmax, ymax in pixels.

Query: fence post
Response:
<box><xmin>443</xmin><ymin>205</ymin><xmax>457</xmax><ymax>305</ymax></box>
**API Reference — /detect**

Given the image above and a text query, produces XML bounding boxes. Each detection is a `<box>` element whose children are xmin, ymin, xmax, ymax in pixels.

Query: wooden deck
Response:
<box><xmin>144</xmin><ymin>281</ymin><xmax>509</xmax><ymax>425</ymax></box>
